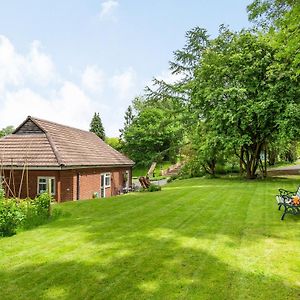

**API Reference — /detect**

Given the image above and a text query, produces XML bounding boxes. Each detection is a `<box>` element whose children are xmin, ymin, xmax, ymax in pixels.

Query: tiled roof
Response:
<box><xmin>0</xmin><ymin>134</ymin><xmax>58</xmax><ymax>167</ymax></box>
<box><xmin>0</xmin><ymin>116</ymin><xmax>134</xmax><ymax>168</ymax></box>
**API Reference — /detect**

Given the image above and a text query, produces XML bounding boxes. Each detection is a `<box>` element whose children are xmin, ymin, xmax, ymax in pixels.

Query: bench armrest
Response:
<box><xmin>278</xmin><ymin>188</ymin><xmax>295</xmax><ymax>197</ymax></box>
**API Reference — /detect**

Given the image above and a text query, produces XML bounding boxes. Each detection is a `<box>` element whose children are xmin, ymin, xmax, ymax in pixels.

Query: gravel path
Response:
<box><xmin>269</xmin><ymin>160</ymin><xmax>300</xmax><ymax>171</ymax></box>
<box><xmin>132</xmin><ymin>178</ymin><xmax>168</xmax><ymax>188</ymax></box>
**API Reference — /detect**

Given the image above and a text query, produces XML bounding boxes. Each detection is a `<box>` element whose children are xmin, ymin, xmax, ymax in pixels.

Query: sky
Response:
<box><xmin>0</xmin><ymin>0</ymin><xmax>252</xmax><ymax>136</ymax></box>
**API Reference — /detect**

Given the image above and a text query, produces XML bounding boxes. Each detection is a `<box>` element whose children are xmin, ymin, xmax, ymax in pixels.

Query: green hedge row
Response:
<box><xmin>0</xmin><ymin>192</ymin><xmax>52</xmax><ymax>237</ymax></box>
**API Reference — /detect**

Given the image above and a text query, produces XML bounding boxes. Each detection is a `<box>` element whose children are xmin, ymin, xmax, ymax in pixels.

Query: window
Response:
<box><xmin>105</xmin><ymin>173</ymin><xmax>111</xmax><ymax>187</ymax></box>
<box><xmin>37</xmin><ymin>177</ymin><xmax>55</xmax><ymax>195</ymax></box>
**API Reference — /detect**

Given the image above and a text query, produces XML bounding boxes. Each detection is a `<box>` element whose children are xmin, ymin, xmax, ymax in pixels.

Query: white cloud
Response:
<box><xmin>99</xmin><ymin>0</ymin><xmax>119</xmax><ymax>20</ymax></box>
<box><xmin>0</xmin><ymin>35</ymin><xmax>55</xmax><ymax>92</ymax></box>
<box><xmin>0</xmin><ymin>36</ymin><xmax>92</xmax><ymax>131</ymax></box>
<box><xmin>81</xmin><ymin>65</ymin><xmax>105</xmax><ymax>94</ymax></box>
<box><xmin>0</xmin><ymin>35</ymin><xmax>143</xmax><ymax>137</ymax></box>
<box><xmin>110</xmin><ymin>67</ymin><xmax>137</xmax><ymax>100</ymax></box>
<box><xmin>145</xmin><ymin>69</ymin><xmax>186</xmax><ymax>93</ymax></box>
<box><xmin>27</xmin><ymin>40</ymin><xmax>55</xmax><ymax>85</ymax></box>
<box><xmin>155</xmin><ymin>69</ymin><xmax>185</xmax><ymax>85</ymax></box>
<box><xmin>0</xmin><ymin>35</ymin><xmax>25</xmax><ymax>91</ymax></box>
<box><xmin>0</xmin><ymin>82</ymin><xmax>94</xmax><ymax>130</ymax></box>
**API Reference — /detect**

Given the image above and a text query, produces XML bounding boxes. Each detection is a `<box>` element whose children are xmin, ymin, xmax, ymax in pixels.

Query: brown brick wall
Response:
<box><xmin>1</xmin><ymin>166</ymin><xmax>132</xmax><ymax>202</ymax></box>
<box><xmin>78</xmin><ymin>169</ymin><xmax>100</xmax><ymax>200</ymax></box>
<box><xmin>60</xmin><ymin>170</ymin><xmax>75</xmax><ymax>202</ymax></box>
<box><xmin>2</xmin><ymin>170</ymin><xmax>59</xmax><ymax>200</ymax></box>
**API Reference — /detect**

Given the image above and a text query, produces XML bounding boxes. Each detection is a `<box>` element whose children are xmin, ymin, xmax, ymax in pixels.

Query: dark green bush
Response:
<box><xmin>147</xmin><ymin>184</ymin><xmax>162</xmax><ymax>192</ymax></box>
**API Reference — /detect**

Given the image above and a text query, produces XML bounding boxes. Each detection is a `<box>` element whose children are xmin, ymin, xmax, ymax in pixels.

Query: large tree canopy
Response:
<box><xmin>121</xmin><ymin>98</ymin><xmax>183</xmax><ymax>166</ymax></box>
<box><xmin>119</xmin><ymin>0</ymin><xmax>300</xmax><ymax>178</ymax></box>
<box><xmin>192</xmin><ymin>29</ymin><xmax>300</xmax><ymax>178</ymax></box>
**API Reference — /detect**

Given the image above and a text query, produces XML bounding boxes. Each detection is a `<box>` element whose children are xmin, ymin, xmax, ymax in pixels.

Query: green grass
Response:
<box><xmin>1</xmin><ymin>177</ymin><xmax>300</xmax><ymax>299</ymax></box>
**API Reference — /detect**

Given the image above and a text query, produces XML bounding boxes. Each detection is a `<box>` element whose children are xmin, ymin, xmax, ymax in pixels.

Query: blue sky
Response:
<box><xmin>0</xmin><ymin>0</ymin><xmax>252</xmax><ymax>136</ymax></box>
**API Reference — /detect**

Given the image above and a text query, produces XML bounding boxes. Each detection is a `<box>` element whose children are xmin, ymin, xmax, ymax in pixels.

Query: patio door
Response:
<box><xmin>100</xmin><ymin>174</ymin><xmax>105</xmax><ymax>198</ymax></box>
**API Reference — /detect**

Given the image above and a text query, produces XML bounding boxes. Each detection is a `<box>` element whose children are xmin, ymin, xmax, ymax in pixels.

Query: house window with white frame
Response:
<box><xmin>105</xmin><ymin>173</ymin><xmax>111</xmax><ymax>187</ymax></box>
<box><xmin>37</xmin><ymin>177</ymin><xmax>55</xmax><ymax>195</ymax></box>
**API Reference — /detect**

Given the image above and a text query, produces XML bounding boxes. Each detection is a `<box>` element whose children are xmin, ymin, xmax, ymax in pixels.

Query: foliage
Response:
<box><xmin>247</xmin><ymin>0</ymin><xmax>296</xmax><ymax>28</ymax></box>
<box><xmin>188</xmin><ymin>122</ymin><xmax>224</xmax><ymax>176</ymax></box>
<box><xmin>121</xmin><ymin>101</ymin><xmax>183</xmax><ymax>166</ymax></box>
<box><xmin>191</xmin><ymin>28</ymin><xmax>300</xmax><ymax>178</ymax></box>
<box><xmin>146</xmin><ymin>184</ymin><xmax>162</xmax><ymax>192</ymax></box>
<box><xmin>90</xmin><ymin>112</ymin><xmax>105</xmax><ymax>140</ymax></box>
<box><xmin>120</xmin><ymin>28</ymin><xmax>211</xmax><ymax>168</ymax></box>
<box><xmin>119</xmin><ymin>105</ymin><xmax>134</xmax><ymax>140</ymax></box>
<box><xmin>0</xmin><ymin>186</ymin><xmax>5</xmax><ymax>200</ymax></box>
<box><xmin>0</xmin><ymin>193</ymin><xmax>52</xmax><ymax>236</ymax></box>
<box><xmin>0</xmin><ymin>199</ymin><xmax>23</xmax><ymax>237</ymax></box>
<box><xmin>0</xmin><ymin>126</ymin><xmax>14</xmax><ymax>138</ymax></box>
<box><xmin>119</xmin><ymin>3</ymin><xmax>300</xmax><ymax>180</ymax></box>
<box><xmin>105</xmin><ymin>137</ymin><xmax>122</xmax><ymax>152</ymax></box>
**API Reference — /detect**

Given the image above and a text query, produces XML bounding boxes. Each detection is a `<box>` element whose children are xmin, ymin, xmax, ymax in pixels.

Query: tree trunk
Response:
<box><xmin>240</xmin><ymin>143</ymin><xmax>263</xmax><ymax>179</ymax></box>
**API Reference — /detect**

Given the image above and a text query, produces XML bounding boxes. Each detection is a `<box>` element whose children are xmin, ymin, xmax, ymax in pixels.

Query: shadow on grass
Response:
<box><xmin>2</xmin><ymin>178</ymin><xmax>300</xmax><ymax>299</ymax></box>
<box><xmin>0</xmin><ymin>231</ymin><xmax>299</xmax><ymax>300</ymax></box>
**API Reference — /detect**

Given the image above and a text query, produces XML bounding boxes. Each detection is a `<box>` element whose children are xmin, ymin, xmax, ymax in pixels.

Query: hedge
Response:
<box><xmin>0</xmin><ymin>192</ymin><xmax>52</xmax><ymax>237</ymax></box>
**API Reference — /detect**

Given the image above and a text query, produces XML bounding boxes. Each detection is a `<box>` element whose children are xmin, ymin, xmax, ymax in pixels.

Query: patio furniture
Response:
<box><xmin>276</xmin><ymin>186</ymin><xmax>300</xmax><ymax>220</ymax></box>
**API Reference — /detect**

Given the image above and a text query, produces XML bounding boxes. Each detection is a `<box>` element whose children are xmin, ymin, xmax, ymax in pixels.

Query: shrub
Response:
<box><xmin>20</xmin><ymin>193</ymin><xmax>52</xmax><ymax>229</ymax></box>
<box><xmin>167</xmin><ymin>175</ymin><xmax>177</xmax><ymax>183</ymax></box>
<box><xmin>35</xmin><ymin>192</ymin><xmax>51</xmax><ymax>216</ymax></box>
<box><xmin>0</xmin><ymin>186</ymin><xmax>5</xmax><ymax>200</ymax></box>
<box><xmin>0</xmin><ymin>199</ymin><xmax>23</xmax><ymax>237</ymax></box>
<box><xmin>0</xmin><ymin>193</ymin><xmax>52</xmax><ymax>236</ymax></box>
<box><xmin>147</xmin><ymin>184</ymin><xmax>161</xmax><ymax>192</ymax></box>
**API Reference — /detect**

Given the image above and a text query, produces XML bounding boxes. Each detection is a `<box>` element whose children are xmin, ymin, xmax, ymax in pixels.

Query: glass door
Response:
<box><xmin>100</xmin><ymin>174</ymin><xmax>105</xmax><ymax>198</ymax></box>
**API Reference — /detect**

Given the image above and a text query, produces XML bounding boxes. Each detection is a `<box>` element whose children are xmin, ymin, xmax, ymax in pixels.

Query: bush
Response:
<box><xmin>0</xmin><ymin>193</ymin><xmax>52</xmax><ymax>236</ymax></box>
<box><xmin>147</xmin><ymin>184</ymin><xmax>162</xmax><ymax>192</ymax></box>
<box><xmin>167</xmin><ymin>175</ymin><xmax>178</xmax><ymax>183</ymax></box>
<box><xmin>139</xmin><ymin>184</ymin><xmax>162</xmax><ymax>193</ymax></box>
<box><xmin>20</xmin><ymin>193</ymin><xmax>52</xmax><ymax>229</ymax></box>
<box><xmin>0</xmin><ymin>199</ymin><xmax>23</xmax><ymax>237</ymax></box>
<box><xmin>0</xmin><ymin>186</ymin><xmax>5</xmax><ymax>200</ymax></box>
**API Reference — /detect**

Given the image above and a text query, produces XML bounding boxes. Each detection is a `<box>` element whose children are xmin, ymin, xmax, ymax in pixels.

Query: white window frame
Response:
<box><xmin>104</xmin><ymin>173</ymin><xmax>111</xmax><ymax>188</ymax></box>
<box><xmin>37</xmin><ymin>176</ymin><xmax>56</xmax><ymax>195</ymax></box>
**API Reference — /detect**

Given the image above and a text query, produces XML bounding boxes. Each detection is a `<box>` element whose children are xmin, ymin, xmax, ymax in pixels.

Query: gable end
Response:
<box><xmin>14</xmin><ymin>118</ymin><xmax>44</xmax><ymax>135</ymax></box>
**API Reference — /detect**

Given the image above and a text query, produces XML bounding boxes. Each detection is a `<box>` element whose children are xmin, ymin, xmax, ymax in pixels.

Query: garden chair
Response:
<box><xmin>276</xmin><ymin>186</ymin><xmax>300</xmax><ymax>220</ymax></box>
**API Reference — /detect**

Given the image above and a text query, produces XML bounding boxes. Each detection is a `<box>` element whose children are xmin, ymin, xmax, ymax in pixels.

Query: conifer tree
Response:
<box><xmin>90</xmin><ymin>113</ymin><xmax>105</xmax><ymax>140</ymax></box>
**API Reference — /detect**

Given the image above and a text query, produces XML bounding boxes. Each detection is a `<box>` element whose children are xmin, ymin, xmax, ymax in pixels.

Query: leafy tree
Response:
<box><xmin>121</xmin><ymin>104</ymin><xmax>183</xmax><ymax>166</ymax></box>
<box><xmin>105</xmin><ymin>137</ymin><xmax>122</xmax><ymax>152</ymax></box>
<box><xmin>247</xmin><ymin>0</ymin><xmax>296</xmax><ymax>27</ymax></box>
<box><xmin>0</xmin><ymin>126</ymin><xmax>14</xmax><ymax>138</ymax></box>
<box><xmin>192</xmin><ymin>29</ymin><xmax>300</xmax><ymax>178</ymax></box>
<box><xmin>90</xmin><ymin>113</ymin><xmax>105</xmax><ymax>140</ymax></box>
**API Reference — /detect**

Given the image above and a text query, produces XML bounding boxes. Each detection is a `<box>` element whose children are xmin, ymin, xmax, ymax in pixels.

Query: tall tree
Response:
<box><xmin>90</xmin><ymin>113</ymin><xmax>105</xmax><ymax>140</ymax></box>
<box><xmin>119</xmin><ymin>104</ymin><xmax>134</xmax><ymax>140</ymax></box>
<box><xmin>192</xmin><ymin>29</ymin><xmax>300</xmax><ymax>178</ymax></box>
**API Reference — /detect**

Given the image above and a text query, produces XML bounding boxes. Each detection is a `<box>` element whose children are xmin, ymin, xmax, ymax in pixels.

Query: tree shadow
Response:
<box><xmin>0</xmin><ymin>231</ymin><xmax>299</xmax><ymax>299</ymax></box>
<box><xmin>2</xmin><ymin>179</ymin><xmax>300</xmax><ymax>299</ymax></box>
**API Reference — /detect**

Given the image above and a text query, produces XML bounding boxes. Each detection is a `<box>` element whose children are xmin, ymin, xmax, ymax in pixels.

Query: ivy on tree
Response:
<box><xmin>90</xmin><ymin>113</ymin><xmax>105</xmax><ymax>140</ymax></box>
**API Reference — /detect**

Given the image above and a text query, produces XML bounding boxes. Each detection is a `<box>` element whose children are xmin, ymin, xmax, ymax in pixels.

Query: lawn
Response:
<box><xmin>1</xmin><ymin>177</ymin><xmax>300</xmax><ymax>299</ymax></box>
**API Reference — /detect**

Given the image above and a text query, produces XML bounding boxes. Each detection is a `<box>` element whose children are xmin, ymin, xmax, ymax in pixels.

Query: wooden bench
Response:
<box><xmin>276</xmin><ymin>186</ymin><xmax>300</xmax><ymax>220</ymax></box>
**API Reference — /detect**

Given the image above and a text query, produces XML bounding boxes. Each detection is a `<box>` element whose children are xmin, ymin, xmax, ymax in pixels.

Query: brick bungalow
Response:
<box><xmin>0</xmin><ymin>116</ymin><xmax>134</xmax><ymax>202</ymax></box>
